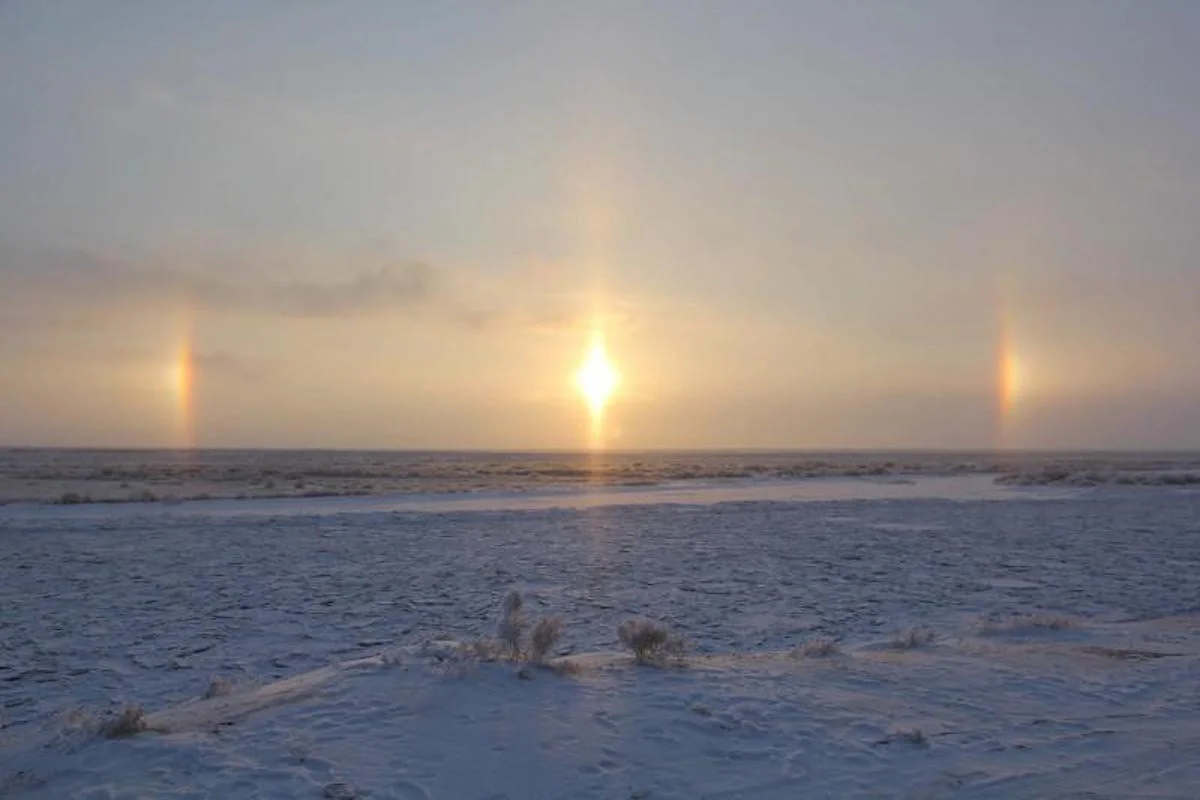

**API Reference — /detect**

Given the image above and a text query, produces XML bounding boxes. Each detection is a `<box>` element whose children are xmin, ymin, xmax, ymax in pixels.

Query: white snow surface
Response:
<box><xmin>3</xmin><ymin>457</ymin><xmax>1200</xmax><ymax>798</ymax></box>
<box><xmin>5</xmin><ymin>448</ymin><xmax>1199</xmax><ymax>506</ymax></box>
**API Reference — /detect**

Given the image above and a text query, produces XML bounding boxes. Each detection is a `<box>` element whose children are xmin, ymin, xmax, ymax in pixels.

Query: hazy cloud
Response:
<box><xmin>266</xmin><ymin>263</ymin><xmax>436</xmax><ymax>317</ymax></box>
<box><xmin>0</xmin><ymin>248</ymin><xmax>451</xmax><ymax>325</ymax></box>
<box><xmin>192</xmin><ymin>350</ymin><xmax>268</xmax><ymax>382</ymax></box>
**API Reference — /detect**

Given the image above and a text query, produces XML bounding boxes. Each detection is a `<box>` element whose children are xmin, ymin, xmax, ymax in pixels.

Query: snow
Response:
<box><xmin>0</xmin><ymin>473</ymin><xmax>1079</xmax><ymax>522</ymax></box>
<box><xmin>3</xmin><ymin>453</ymin><xmax>1200</xmax><ymax>798</ymax></box>
<box><xmin>5</xmin><ymin>448</ymin><xmax>1198</xmax><ymax>506</ymax></box>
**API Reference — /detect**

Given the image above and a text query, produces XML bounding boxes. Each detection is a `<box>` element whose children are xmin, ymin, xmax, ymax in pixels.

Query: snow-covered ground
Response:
<box><xmin>3</xmin><ymin>468</ymin><xmax>1200</xmax><ymax>798</ymax></box>
<box><xmin>5</xmin><ymin>448</ymin><xmax>1199</xmax><ymax>506</ymax></box>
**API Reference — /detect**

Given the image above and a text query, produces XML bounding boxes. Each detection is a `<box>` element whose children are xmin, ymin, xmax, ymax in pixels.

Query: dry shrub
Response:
<box><xmin>100</xmin><ymin>705</ymin><xmax>146</xmax><ymax>738</ymax></box>
<box><xmin>618</xmin><ymin>618</ymin><xmax>686</xmax><ymax>665</ymax></box>
<box><xmin>468</xmin><ymin>638</ymin><xmax>500</xmax><ymax>662</ymax></box>
<box><xmin>497</xmin><ymin>590</ymin><xmax>526</xmax><ymax>659</ymax></box>
<box><xmin>529</xmin><ymin>616</ymin><xmax>564</xmax><ymax>664</ymax></box>
<box><xmin>493</xmin><ymin>591</ymin><xmax>566</xmax><ymax>666</ymax></box>
<box><xmin>428</xmin><ymin>592</ymin><xmax>569</xmax><ymax>673</ymax></box>
<box><xmin>1077</xmin><ymin>645</ymin><xmax>1176</xmax><ymax>661</ymax></box>
<box><xmin>202</xmin><ymin>676</ymin><xmax>235</xmax><ymax>700</ymax></box>
<box><xmin>59</xmin><ymin>707</ymin><xmax>95</xmax><ymax>733</ymax></box>
<box><xmin>427</xmin><ymin>641</ymin><xmax>487</xmax><ymax>678</ymax></box>
<box><xmin>322</xmin><ymin>782</ymin><xmax>360</xmax><ymax>799</ymax></box>
<box><xmin>1025</xmin><ymin>613</ymin><xmax>1076</xmax><ymax>630</ymax></box>
<box><xmin>976</xmin><ymin>613</ymin><xmax>1078</xmax><ymax>635</ymax></box>
<box><xmin>890</xmin><ymin>727</ymin><xmax>929</xmax><ymax>747</ymax></box>
<box><xmin>795</xmin><ymin>637</ymin><xmax>840</xmax><ymax>658</ymax></box>
<box><xmin>889</xmin><ymin>627</ymin><xmax>936</xmax><ymax>650</ymax></box>
<box><xmin>548</xmin><ymin>657</ymin><xmax>583</xmax><ymax>677</ymax></box>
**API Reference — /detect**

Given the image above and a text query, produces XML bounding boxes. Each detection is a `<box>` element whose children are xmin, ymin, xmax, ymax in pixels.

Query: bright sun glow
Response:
<box><xmin>576</xmin><ymin>335</ymin><xmax>620</xmax><ymax>418</ymax></box>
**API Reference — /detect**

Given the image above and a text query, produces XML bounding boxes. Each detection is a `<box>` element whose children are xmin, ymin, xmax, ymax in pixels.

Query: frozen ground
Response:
<box><xmin>3</xmin><ymin>471</ymin><xmax>1200</xmax><ymax>798</ymax></box>
<box><xmin>4</xmin><ymin>448</ymin><xmax>1199</xmax><ymax>506</ymax></box>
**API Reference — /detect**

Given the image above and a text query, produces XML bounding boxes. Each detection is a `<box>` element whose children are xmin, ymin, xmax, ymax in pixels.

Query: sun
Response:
<box><xmin>576</xmin><ymin>334</ymin><xmax>620</xmax><ymax>418</ymax></box>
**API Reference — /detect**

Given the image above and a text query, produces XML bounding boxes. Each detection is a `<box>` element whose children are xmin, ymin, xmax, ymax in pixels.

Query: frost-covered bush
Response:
<box><xmin>618</xmin><ymin>618</ymin><xmax>686</xmax><ymax>665</ymax></box>
<box><xmin>497</xmin><ymin>590</ymin><xmax>526</xmax><ymax>660</ymax></box>
<box><xmin>484</xmin><ymin>591</ymin><xmax>568</xmax><ymax>667</ymax></box>
<box><xmin>529</xmin><ymin>616</ymin><xmax>564</xmax><ymax>664</ymax></box>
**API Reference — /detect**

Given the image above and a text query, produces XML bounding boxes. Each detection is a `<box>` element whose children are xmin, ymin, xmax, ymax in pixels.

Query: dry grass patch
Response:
<box><xmin>100</xmin><ymin>705</ymin><xmax>146</xmax><ymax>738</ymax></box>
<box><xmin>888</xmin><ymin>627</ymin><xmax>936</xmax><ymax>650</ymax></box>
<box><xmin>529</xmin><ymin>616</ymin><xmax>564</xmax><ymax>664</ymax></box>
<box><xmin>618</xmin><ymin>618</ymin><xmax>687</xmax><ymax>666</ymax></box>
<box><xmin>546</xmin><ymin>657</ymin><xmax>584</xmax><ymax>677</ymax></box>
<box><xmin>794</xmin><ymin>637</ymin><xmax>840</xmax><ymax>658</ymax></box>
<box><xmin>879</xmin><ymin>727</ymin><xmax>929</xmax><ymax>747</ymax></box>
<box><xmin>1077</xmin><ymin>645</ymin><xmax>1180</xmax><ymax>662</ymax></box>
<box><xmin>975</xmin><ymin>613</ymin><xmax>1080</xmax><ymax>635</ymax></box>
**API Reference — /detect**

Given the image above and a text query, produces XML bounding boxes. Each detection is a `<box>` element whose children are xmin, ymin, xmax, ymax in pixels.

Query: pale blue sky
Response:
<box><xmin>2</xmin><ymin>1</ymin><xmax>1198</xmax><ymax>448</ymax></box>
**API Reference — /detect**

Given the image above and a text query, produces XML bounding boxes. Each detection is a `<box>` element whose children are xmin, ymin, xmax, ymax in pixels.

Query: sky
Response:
<box><xmin>1</xmin><ymin>0</ymin><xmax>1199</xmax><ymax>450</ymax></box>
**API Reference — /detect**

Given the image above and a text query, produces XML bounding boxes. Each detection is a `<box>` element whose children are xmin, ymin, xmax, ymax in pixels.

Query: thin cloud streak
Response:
<box><xmin>0</xmin><ymin>248</ymin><xmax>462</xmax><ymax>326</ymax></box>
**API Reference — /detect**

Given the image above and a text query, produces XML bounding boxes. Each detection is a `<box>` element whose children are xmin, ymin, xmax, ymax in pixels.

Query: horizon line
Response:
<box><xmin>2</xmin><ymin>445</ymin><xmax>1199</xmax><ymax>456</ymax></box>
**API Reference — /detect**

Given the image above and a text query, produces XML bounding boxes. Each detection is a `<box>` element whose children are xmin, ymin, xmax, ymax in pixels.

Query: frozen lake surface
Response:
<box><xmin>2</xmin><ymin>460</ymin><xmax>1200</xmax><ymax>797</ymax></box>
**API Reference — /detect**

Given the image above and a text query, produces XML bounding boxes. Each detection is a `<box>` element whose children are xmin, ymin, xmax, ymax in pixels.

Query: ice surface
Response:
<box><xmin>3</xmin><ymin>453</ymin><xmax>1200</xmax><ymax>797</ymax></box>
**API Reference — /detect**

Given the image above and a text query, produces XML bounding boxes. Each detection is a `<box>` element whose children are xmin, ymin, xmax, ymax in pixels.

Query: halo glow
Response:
<box><xmin>576</xmin><ymin>335</ymin><xmax>619</xmax><ymax>420</ymax></box>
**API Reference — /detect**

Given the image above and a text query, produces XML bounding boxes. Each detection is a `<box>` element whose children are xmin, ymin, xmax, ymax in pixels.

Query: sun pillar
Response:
<box><xmin>170</xmin><ymin>307</ymin><xmax>198</xmax><ymax>449</ymax></box>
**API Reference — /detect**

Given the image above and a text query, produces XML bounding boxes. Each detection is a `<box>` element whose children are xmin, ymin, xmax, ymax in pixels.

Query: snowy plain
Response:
<box><xmin>3</xmin><ymin>452</ymin><xmax>1200</xmax><ymax>798</ymax></box>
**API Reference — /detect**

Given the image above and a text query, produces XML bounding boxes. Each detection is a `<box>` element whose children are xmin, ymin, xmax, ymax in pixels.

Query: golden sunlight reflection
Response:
<box><xmin>576</xmin><ymin>332</ymin><xmax>620</xmax><ymax>442</ymax></box>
